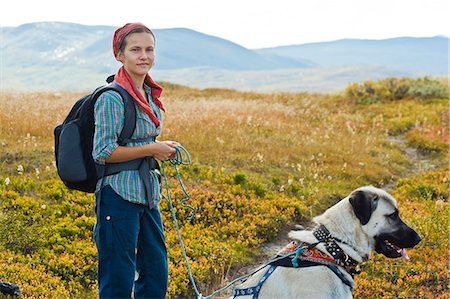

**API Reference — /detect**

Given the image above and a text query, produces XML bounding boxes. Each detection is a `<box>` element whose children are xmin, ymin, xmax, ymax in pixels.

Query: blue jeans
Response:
<box><xmin>94</xmin><ymin>185</ymin><xmax>168</xmax><ymax>299</ymax></box>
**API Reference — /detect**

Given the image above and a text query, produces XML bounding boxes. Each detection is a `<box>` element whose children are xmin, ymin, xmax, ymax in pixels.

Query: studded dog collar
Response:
<box><xmin>313</xmin><ymin>225</ymin><xmax>361</xmax><ymax>276</ymax></box>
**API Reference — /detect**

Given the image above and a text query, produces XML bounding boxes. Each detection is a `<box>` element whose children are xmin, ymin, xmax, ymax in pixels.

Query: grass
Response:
<box><xmin>0</xmin><ymin>78</ymin><xmax>448</xmax><ymax>298</ymax></box>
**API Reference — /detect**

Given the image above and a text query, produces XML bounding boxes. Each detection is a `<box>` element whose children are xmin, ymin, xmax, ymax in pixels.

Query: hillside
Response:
<box><xmin>0</xmin><ymin>22</ymin><xmax>447</xmax><ymax>92</ymax></box>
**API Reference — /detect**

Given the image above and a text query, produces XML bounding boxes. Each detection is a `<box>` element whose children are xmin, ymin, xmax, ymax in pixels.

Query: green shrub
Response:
<box><xmin>408</xmin><ymin>77</ymin><xmax>450</xmax><ymax>100</ymax></box>
<box><xmin>232</xmin><ymin>172</ymin><xmax>247</xmax><ymax>185</ymax></box>
<box><xmin>345</xmin><ymin>77</ymin><xmax>449</xmax><ymax>103</ymax></box>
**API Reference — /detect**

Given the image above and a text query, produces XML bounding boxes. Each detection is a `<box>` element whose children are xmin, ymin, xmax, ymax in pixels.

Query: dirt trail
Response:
<box><xmin>387</xmin><ymin>136</ymin><xmax>439</xmax><ymax>174</ymax></box>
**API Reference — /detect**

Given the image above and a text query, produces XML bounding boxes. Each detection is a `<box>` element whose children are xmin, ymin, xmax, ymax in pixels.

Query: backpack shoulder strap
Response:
<box><xmin>93</xmin><ymin>83</ymin><xmax>137</xmax><ymax>146</ymax></box>
<box><xmin>107</xmin><ymin>82</ymin><xmax>137</xmax><ymax>146</ymax></box>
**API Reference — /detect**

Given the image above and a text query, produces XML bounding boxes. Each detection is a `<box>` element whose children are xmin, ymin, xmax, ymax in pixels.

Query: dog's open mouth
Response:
<box><xmin>375</xmin><ymin>237</ymin><xmax>410</xmax><ymax>260</ymax></box>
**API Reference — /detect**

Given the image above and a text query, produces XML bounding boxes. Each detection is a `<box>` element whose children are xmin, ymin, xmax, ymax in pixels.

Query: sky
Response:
<box><xmin>1</xmin><ymin>0</ymin><xmax>448</xmax><ymax>48</ymax></box>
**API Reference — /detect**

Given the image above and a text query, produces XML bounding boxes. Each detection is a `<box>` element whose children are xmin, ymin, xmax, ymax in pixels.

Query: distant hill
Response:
<box><xmin>256</xmin><ymin>37</ymin><xmax>449</xmax><ymax>75</ymax></box>
<box><xmin>0</xmin><ymin>22</ymin><xmax>447</xmax><ymax>92</ymax></box>
<box><xmin>155</xmin><ymin>28</ymin><xmax>313</xmax><ymax>70</ymax></box>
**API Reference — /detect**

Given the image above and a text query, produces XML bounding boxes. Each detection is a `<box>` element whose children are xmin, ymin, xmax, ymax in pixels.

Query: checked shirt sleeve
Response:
<box><xmin>92</xmin><ymin>91</ymin><xmax>124</xmax><ymax>164</ymax></box>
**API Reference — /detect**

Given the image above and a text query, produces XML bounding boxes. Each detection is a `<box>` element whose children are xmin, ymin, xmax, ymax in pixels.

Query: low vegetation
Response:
<box><xmin>0</xmin><ymin>77</ymin><xmax>448</xmax><ymax>298</ymax></box>
<box><xmin>345</xmin><ymin>76</ymin><xmax>449</xmax><ymax>104</ymax></box>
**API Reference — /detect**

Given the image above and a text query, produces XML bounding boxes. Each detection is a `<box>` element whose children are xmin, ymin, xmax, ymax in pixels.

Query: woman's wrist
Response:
<box><xmin>145</xmin><ymin>143</ymin><xmax>156</xmax><ymax>156</ymax></box>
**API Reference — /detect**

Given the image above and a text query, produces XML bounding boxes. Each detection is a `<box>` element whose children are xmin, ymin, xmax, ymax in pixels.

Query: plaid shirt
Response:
<box><xmin>92</xmin><ymin>85</ymin><xmax>163</xmax><ymax>206</ymax></box>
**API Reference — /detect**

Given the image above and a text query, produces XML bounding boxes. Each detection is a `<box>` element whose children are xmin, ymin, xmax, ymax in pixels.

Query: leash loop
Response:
<box><xmin>169</xmin><ymin>145</ymin><xmax>191</xmax><ymax>165</ymax></box>
<box><xmin>163</xmin><ymin>145</ymin><xmax>196</xmax><ymax>221</ymax></box>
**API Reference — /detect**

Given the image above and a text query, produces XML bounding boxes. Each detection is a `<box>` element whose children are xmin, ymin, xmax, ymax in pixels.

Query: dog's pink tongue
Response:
<box><xmin>399</xmin><ymin>248</ymin><xmax>410</xmax><ymax>260</ymax></box>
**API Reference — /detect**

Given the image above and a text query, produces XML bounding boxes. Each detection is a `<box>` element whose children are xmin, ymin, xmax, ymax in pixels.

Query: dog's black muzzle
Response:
<box><xmin>375</xmin><ymin>219</ymin><xmax>421</xmax><ymax>258</ymax></box>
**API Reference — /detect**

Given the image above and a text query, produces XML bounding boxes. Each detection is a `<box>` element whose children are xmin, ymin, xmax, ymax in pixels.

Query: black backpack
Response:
<box><xmin>54</xmin><ymin>80</ymin><xmax>138</xmax><ymax>193</ymax></box>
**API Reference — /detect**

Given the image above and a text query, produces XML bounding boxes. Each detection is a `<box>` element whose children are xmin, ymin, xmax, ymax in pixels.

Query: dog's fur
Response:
<box><xmin>232</xmin><ymin>186</ymin><xmax>421</xmax><ymax>299</ymax></box>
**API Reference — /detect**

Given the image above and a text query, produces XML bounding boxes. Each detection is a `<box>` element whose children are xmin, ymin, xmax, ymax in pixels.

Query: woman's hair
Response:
<box><xmin>118</xmin><ymin>27</ymin><xmax>155</xmax><ymax>54</ymax></box>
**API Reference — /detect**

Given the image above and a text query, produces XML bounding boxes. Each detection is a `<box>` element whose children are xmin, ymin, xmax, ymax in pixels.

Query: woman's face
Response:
<box><xmin>119</xmin><ymin>32</ymin><xmax>155</xmax><ymax>79</ymax></box>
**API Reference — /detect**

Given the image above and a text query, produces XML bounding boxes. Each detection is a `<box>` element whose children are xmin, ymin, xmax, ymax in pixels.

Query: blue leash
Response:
<box><xmin>161</xmin><ymin>146</ymin><xmax>203</xmax><ymax>297</ymax></box>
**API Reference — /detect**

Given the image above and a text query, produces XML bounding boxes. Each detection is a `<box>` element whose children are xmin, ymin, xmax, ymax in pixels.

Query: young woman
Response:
<box><xmin>92</xmin><ymin>22</ymin><xmax>178</xmax><ymax>299</ymax></box>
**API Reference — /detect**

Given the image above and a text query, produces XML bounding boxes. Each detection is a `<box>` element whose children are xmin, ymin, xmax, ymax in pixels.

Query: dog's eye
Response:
<box><xmin>387</xmin><ymin>211</ymin><xmax>398</xmax><ymax>220</ymax></box>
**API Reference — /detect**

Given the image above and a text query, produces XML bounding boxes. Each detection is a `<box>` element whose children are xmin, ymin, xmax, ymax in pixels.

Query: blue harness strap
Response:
<box><xmin>233</xmin><ymin>265</ymin><xmax>277</xmax><ymax>298</ymax></box>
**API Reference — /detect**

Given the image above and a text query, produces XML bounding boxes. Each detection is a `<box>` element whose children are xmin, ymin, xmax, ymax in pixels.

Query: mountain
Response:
<box><xmin>155</xmin><ymin>28</ymin><xmax>313</xmax><ymax>70</ymax></box>
<box><xmin>256</xmin><ymin>37</ymin><xmax>449</xmax><ymax>75</ymax></box>
<box><xmin>0</xmin><ymin>22</ymin><xmax>447</xmax><ymax>93</ymax></box>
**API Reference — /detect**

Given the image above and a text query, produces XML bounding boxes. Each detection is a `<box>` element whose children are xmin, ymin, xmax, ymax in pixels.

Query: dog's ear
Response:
<box><xmin>349</xmin><ymin>190</ymin><xmax>379</xmax><ymax>225</ymax></box>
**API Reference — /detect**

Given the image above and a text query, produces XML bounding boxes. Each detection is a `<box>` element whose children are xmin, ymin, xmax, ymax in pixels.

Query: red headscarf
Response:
<box><xmin>112</xmin><ymin>23</ymin><xmax>164</xmax><ymax>127</ymax></box>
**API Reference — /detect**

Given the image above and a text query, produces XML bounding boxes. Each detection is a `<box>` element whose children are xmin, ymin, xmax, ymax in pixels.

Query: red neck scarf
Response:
<box><xmin>112</xmin><ymin>23</ymin><xmax>164</xmax><ymax>127</ymax></box>
<box><xmin>114</xmin><ymin>67</ymin><xmax>164</xmax><ymax>127</ymax></box>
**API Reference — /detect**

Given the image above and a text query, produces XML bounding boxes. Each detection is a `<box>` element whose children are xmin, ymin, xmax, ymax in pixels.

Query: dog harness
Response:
<box><xmin>233</xmin><ymin>238</ymin><xmax>354</xmax><ymax>298</ymax></box>
<box><xmin>270</xmin><ymin>240</ymin><xmax>354</xmax><ymax>289</ymax></box>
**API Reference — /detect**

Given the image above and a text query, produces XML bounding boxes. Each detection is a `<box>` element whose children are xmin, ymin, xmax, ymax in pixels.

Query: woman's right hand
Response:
<box><xmin>147</xmin><ymin>142</ymin><xmax>177</xmax><ymax>161</ymax></box>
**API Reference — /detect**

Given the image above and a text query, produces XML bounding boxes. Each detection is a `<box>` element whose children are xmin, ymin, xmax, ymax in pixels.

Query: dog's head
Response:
<box><xmin>349</xmin><ymin>186</ymin><xmax>421</xmax><ymax>259</ymax></box>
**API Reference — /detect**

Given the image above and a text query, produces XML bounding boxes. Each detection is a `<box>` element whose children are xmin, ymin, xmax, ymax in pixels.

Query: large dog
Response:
<box><xmin>231</xmin><ymin>186</ymin><xmax>421</xmax><ymax>299</ymax></box>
